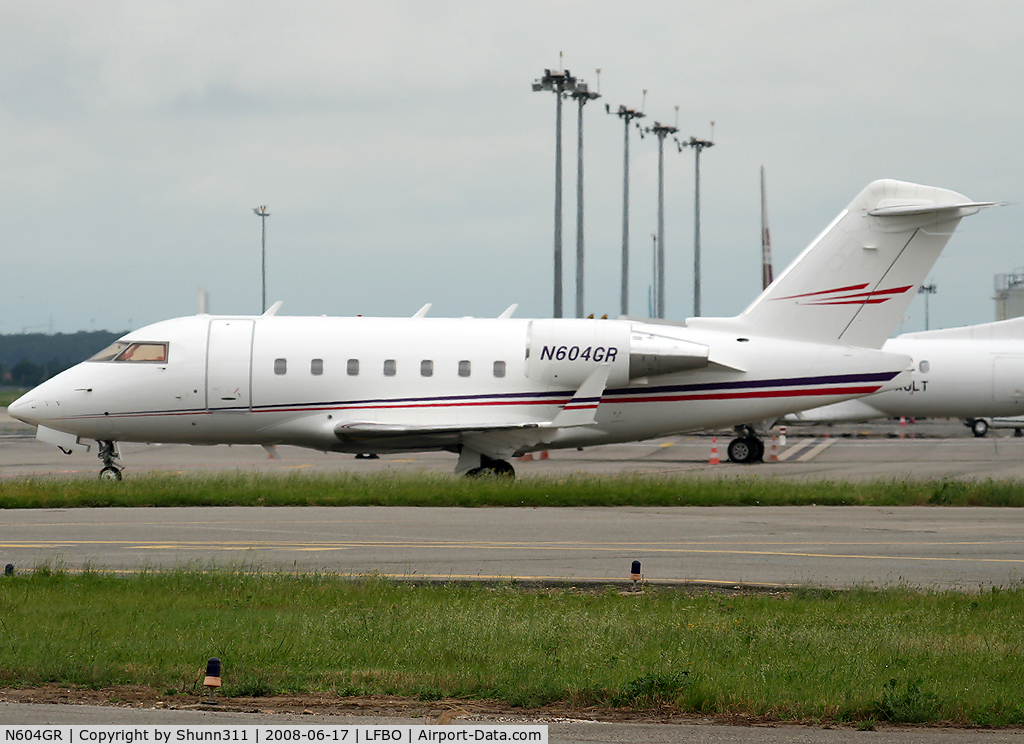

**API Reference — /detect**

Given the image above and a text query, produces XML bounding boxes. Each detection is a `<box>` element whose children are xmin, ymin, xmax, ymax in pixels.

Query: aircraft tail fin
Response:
<box><xmin>727</xmin><ymin>180</ymin><xmax>994</xmax><ymax>348</ymax></box>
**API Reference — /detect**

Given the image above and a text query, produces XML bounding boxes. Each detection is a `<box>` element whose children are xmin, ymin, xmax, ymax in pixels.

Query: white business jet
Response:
<box><xmin>786</xmin><ymin>316</ymin><xmax>1024</xmax><ymax>436</ymax></box>
<box><xmin>9</xmin><ymin>180</ymin><xmax>992</xmax><ymax>479</ymax></box>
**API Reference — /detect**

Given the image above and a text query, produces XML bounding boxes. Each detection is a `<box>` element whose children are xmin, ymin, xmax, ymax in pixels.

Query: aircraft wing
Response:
<box><xmin>333</xmin><ymin>365</ymin><xmax>611</xmax><ymax>456</ymax></box>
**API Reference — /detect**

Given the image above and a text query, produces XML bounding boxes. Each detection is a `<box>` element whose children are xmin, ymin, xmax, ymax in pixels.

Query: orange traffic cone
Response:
<box><xmin>709</xmin><ymin>437</ymin><xmax>720</xmax><ymax>465</ymax></box>
<box><xmin>769</xmin><ymin>435</ymin><xmax>779</xmax><ymax>462</ymax></box>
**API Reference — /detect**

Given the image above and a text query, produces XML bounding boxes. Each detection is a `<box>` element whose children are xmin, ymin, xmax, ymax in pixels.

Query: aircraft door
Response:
<box><xmin>206</xmin><ymin>319</ymin><xmax>254</xmax><ymax>410</ymax></box>
<box><xmin>992</xmin><ymin>356</ymin><xmax>1024</xmax><ymax>409</ymax></box>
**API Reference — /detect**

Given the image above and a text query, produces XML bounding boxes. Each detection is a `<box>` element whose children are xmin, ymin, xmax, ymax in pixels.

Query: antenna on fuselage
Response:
<box><xmin>262</xmin><ymin>301</ymin><xmax>282</xmax><ymax>317</ymax></box>
<box><xmin>198</xmin><ymin>286</ymin><xmax>209</xmax><ymax>314</ymax></box>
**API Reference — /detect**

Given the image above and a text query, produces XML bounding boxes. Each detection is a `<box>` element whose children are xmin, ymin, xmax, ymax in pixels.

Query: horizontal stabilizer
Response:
<box><xmin>868</xmin><ymin>201</ymin><xmax>998</xmax><ymax>217</ymax></box>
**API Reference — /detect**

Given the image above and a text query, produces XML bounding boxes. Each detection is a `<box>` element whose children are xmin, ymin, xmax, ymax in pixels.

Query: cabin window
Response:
<box><xmin>347</xmin><ymin>359</ymin><xmax>359</xmax><ymax>376</ymax></box>
<box><xmin>458</xmin><ymin>360</ymin><xmax>471</xmax><ymax>377</ymax></box>
<box><xmin>383</xmin><ymin>359</ymin><xmax>397</xmax><ymax>377</ymax></box>
<box><xmin>421</xmin><ymin>360</ymin><xmax>433</xmax><ymax>377</ymax></box>
<box><xmin>493</xmin><ymin>360</ymin><xmax>506</xmax><ymax>378</ymax></box>
<box><xmin>919</xmin><ymin>360</ymin><xmax>930</xmax><ymax>373</ymax></box>
<box><xmin>89</xmin><ymin>341</ymin><xmax>168</xmax><ymax>363</ymax></box>
<box><xmin>311</xmin><ymin>358</ymin><xmax>324</xmax><ymax>375</ymax></box>
<box><xmin>274</xmin><ymin>358</ymin><xmax>287</xmax><ymax>375</ymax></box>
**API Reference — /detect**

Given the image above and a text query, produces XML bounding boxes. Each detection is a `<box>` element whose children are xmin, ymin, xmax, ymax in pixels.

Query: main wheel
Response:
<box><xmin>971</xmin><ymin>419</ymin><xmax>989</xmax><ymax>437</ymax></box>
<box><xmin>491</xmin><ymin>459</ymin><xmax>516</xmax><ymax>478</ymax></box>
<box><xmin>99</xmin><ymin>466</ymin><xmax>122</xmax><ymax>481</ymax></box>
<box><xmin>727</xmin><ymin>438</ymin><xmax>752</xmax><ymax>464</ymax></box>
<box><xmin>465</xmin><ymin>459</ymin><xmax>516</xmax><ymax>479</ymax></box>
<box><xmin>728</xmin><ymin>437</ymin><xmax>763</xmax><ymax>464</ymax></box>
<box><xmin>750</xmin><ymin>437</ymin><xmax>765</xmax><ymax>462</ymax></box>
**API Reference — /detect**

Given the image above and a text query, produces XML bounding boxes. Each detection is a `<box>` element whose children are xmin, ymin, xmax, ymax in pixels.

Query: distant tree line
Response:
<box><xmin>0</xmin><ymin>331</ymin><xmax>124</xmax><ymax>388</ymax></box>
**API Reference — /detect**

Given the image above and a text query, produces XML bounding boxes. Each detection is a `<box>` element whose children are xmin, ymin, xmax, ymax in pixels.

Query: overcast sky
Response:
<box><xmin>2</xmin><ymin>1</ymin><xmax>1021</xmax><ymax>336</ymax></box>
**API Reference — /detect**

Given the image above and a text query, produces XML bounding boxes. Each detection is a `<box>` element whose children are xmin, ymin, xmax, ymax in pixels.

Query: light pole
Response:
<box><xmin>253</xmin><ymin>205</ymin><xmax>270</xmax><ymax>313</ymax></box>
<box><xmin>760</xmin><ymin>166</ymin><xmax>773</xmax><ymax>290</ymax></box>
<box><xmin>533</xmin><ymin>67</ymin><xmax>577</xmax><ymax>318</ymax></box>
<box><xmin>644</xmin><ymin>120</ymin><xmax>678</xmax><ymax>319</ymax></box>
<box><xmin>650</xmin><ymin>232</ymin><xmax>658</xmax><ymax>317</ymax></box>
<box><xmin>678</xmin><ymin>130</ymin><xmax>714</xmax><ymax>316</ymax></box>
<box><xmin>919</xmin><ymin>282</ymin><xmax>937</xmax><ymax>330</ymax></box>
<box><xmin>570</xmin><ymin>78</ymin><xmax>600</xmax><ymax>319</ymax></box>
<box><xmin>606</xmin><ymin>100</ymin><xmax>645</xmax><ymax>316</ymax></box>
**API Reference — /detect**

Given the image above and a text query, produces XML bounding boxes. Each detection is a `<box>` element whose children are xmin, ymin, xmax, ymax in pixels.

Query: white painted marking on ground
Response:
<box><xmin>797</xmin><ymin>438</ymin><xmax>837</xmax><ymax>462</ymax></box>
<box><xmin>777</xmin><ymin>439</ymin><xmax>815</xmax><ymax>462</ymax></box>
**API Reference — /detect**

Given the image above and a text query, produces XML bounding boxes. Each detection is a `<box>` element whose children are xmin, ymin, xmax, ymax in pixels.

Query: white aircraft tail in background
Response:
<box><xmin>9</xmin><ymin>179</ymin><xmax>993</xmax><ymax>476</ymax></box>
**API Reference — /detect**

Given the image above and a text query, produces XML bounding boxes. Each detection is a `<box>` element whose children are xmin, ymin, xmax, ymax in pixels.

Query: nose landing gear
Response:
<box><xmin>97</xmin><ymin>440</ymin><xmax>123</xmax><ymax>480</ymax></box>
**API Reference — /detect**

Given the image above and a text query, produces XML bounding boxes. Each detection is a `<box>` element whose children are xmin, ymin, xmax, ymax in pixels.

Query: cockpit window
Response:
<box><xmin>89</xmin><ymin>341</ymin><xmax>168</xmax><ymax>363</ymax></box>
<box><xmin>89</xmin><ymin>342</ymin><xmax>130</xmax><ymax>362</ymax></box>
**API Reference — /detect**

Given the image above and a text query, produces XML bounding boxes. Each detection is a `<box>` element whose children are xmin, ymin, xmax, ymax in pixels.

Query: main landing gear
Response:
<box><xmin>97</xmin><ymin>440</ymin><xmax>123</xmax><ymax>480</ymax></box>
<box><xmin>727</xmin><ymin>426</ymin><xmax>764</xmax><ymax>464</ymax></box>
<box><xmin>466</xmin><ymin>455</ymin><xmax>516</xmax><ymax>479</ymax></box>
<box><xmin>967</xmin><ymin>418</ymin><xmax>989</xmax><ymax>438</ymax></box>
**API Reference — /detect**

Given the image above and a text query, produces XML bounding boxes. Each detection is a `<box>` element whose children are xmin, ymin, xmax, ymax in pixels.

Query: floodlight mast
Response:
<box><xmin>678</xmin><ymin>131</ymin><xmax>714</xmax><ymax>316</ymax></box>
<box><xmin>570</xmin><ymin>79</ymin><xmax>600</xmax><ymax>318</ymax></box>
<box><xmin>533</xmin><ymin>67</ymin><xmax>577</xmax><ymax>318</ymax></box>
<box><xmin>760</xmin><ymin>166</ymin><xmax>773</xmax><ymax>290</ymax></box>
<box><xmin>650</xmin><ymin>232</ymin><xmax>659</xmax><ymax>318</ymax></box>
<box><xmin>645</xmin><ymin>120</ymin><xmax>678</xmax><ymax>319</ymax></box>
<box><xmin>253</xmin><ymin>205</ymin><xmax>270</xmax><ymax>313</ymax></box>
<box><xmin>606</xmin><ymin>101</ymin><xmax>645</xmax><ymax>316</ymax></box>
<box><xmin>918</xmin><ymin>282</ymin><xmax>937</xmax><ymax>330</ymax></box>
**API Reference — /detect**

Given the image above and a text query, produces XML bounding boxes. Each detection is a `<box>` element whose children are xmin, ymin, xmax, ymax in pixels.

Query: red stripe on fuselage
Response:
<box><xmin>53</xmin><ymin>384</ymin><xmax>884</xmax><ymax>423</ymax></box>
<box><xmin>602</xmin><ymin>385</ymin><xmax>882</xmax><ymax>405</ymax></box>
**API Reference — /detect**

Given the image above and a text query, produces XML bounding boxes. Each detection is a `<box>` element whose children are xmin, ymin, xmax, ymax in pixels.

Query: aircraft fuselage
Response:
<box><xmin>10</xmin><ymin>314</ymin><xmax>908</xmax><ymax>457</ymax></box>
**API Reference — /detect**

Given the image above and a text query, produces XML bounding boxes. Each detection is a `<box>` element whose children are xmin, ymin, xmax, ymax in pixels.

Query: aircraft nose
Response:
<box><xmin>5</xmin><ymin>392</ymin><xmax>37</xmax><ymax>426</ymax></box>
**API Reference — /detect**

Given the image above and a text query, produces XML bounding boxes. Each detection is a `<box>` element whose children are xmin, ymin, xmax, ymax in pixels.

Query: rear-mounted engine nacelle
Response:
<box><xmin>524</xmin><ymin>319</ymin><xmax>710</xmax><ymax>387</ymax></box>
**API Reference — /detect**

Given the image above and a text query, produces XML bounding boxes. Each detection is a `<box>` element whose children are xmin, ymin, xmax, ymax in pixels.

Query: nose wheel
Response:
<box><xmin>97</xmin><ymin>440</ymin><xmax>123</xmax><ymax>480</ymax></box>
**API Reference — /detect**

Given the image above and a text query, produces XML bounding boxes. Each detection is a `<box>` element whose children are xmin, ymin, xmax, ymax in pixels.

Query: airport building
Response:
<box><xmin>995</xmin><ymin>270</ymin><xmax>1024</xmax><ymax>320</ymax></box>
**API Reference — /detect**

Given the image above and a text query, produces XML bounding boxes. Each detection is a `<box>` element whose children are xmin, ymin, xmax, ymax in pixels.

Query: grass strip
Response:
<box><xmin>2</xmin><ymin>472</ymin><xmax>1024</xmax><ymax>508</ymax></box>
<box><xmin>0</xmin><ymin>568</ymin><xmax>1021</xmax><ymax>726</ymax></box>
<box><xmin>0</xmin><ymin>392</ymin><xmax>25</xmax><ymax>408</ymax></box>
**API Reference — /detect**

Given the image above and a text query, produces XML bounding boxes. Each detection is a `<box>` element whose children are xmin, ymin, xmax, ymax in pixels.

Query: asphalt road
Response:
<box><xmin>0</xmin><ymin>504</ymin><xmax>1021</xmax><ymax>590</ymax></box>
<box><xmin>2</xmin><ymin>414</ymin><xmax>1024</xmax><ymax>589</ymax></box>
<box><xmin>2</xmin><ymin>703</ymin><xmax>1021</xmax><ymax>744</ymax></box>
<box><xmin>4</xmin><ymin>411</ymin><xmax>1024</xmax><ymax>482</ymax></box>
